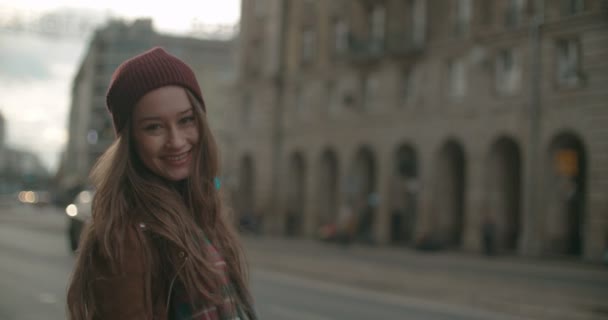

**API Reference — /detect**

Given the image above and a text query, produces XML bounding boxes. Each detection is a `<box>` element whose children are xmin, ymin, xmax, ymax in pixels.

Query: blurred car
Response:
<box><xmin>65</xmin><ymin>190</ymin><xmax>94</xmax><ymax>252</ymax></box>
<box><xmin>17</xmin><ymin>190</ymin><xmax>51</xmax><ymax>206</ymax></box>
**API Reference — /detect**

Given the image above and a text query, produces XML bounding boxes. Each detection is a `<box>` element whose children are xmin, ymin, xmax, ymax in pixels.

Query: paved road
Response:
<box><xmin>253</xmin><ymin>270</ymin><xmax>521</xmax><ymax>320</ymax></box>
<box><xmin>0</xmin><ymin>205</ymin><xmax>71</xmax><ymax>320</ymax></box>
<box><xmin>244</xmin><ymin>235</ymin><xmax>608</xmax><ymax>320</ymax></box>
<box><xmin>0</xmin><ymin>203</ymin><xmax>525</xmax><ymax>320</ymax></box>
<box><xmin>246</xmin><ymin>235</ymin><xmax>608</xmax><ymax>291</ymax></box>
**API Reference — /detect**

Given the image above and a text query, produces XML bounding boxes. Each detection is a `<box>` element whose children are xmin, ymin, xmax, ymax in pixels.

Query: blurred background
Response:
<box><xmin>1</xmin><ymin>0</ymin><xmax>607</xmax><ymax>319</ymax></box>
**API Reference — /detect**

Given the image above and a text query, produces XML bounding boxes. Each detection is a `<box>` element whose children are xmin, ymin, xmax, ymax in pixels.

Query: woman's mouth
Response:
<box><xmin>163</xmin><ymin>151</ymin><xmax>191</xmax><ymax>166</ymax></box>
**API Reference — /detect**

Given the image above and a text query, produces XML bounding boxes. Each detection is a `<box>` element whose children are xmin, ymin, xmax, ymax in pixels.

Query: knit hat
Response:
<box><xmin>106</xmin><ymin>47</ymin><xmax>205</xmax><ymax>135</ymax></box>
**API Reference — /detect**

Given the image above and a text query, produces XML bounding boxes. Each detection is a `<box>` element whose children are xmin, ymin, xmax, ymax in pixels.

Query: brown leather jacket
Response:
<box><xmin>89</xmin><ymin>226</ymin><xmax>176</xmax><ymax>320</ymax></box>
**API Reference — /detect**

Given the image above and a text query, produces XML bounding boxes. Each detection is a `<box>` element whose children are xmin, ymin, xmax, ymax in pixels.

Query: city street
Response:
<box><xmin>245</xmin><ymin>235</ymin><xmax>608</xmax><ymax>320</ymax></box>
<box><xmin>0</xmin><ymin>203</ymin><xmax>606</xmax><ymax>319</ymax></box>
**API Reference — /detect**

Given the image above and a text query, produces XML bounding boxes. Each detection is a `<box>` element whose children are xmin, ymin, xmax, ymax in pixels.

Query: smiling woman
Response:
<box><xmin>66</xmin><ymin>47</ymin><xmax>257</xmax><ymax>320</ymax></box>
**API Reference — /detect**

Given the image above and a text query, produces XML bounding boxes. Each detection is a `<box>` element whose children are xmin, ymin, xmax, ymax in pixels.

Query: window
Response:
<box><xmin>362</xmin><ymin>73</ymin><xmax>380</xmax><ymax>110</ymax></box>
<box><xmin>94</xmin><ymin>60</ymin><xmax>105</xmax><ymax>74</ymax></box>
<box><xmin>94</xmin><ymin>83</ymin><xmax>107</xmax><ymax>98</ymax></box>
<box><xmin>561</xmin><ymin>0</ymin><xmax>585</xmax><ymax>16</ymax></box>
<box><xmin>254</xmin><ymin>0</ymin><xmax>266</xmax><ymax>17</ymax></box>
<box><xmin>448</xmin><ymin>58</ymin><xmax>466</xmax><ymax>98</ymax></box>
<box><xmin>505</xmin><ymin>0</ymin><xmax>525</xmax><ymax>28</ymax></box>
<box><xmin>454</xmin><ymin>0</ymin><xmax>472</xmax><ymax>37</ymax></box>
<box><xmin>411</xmin><ymin>0</ymin><xmax>427</xmax><ymax>45</ymax></box>
<box><xmin>294</xmin><ymin>85</ymin><xmax>304</xmax><ymax>115</ymax></box>
<box><xmin>400</xmin><ymin>69</ymin><xmax>415</xmax><ymax>106</ymax></box>
<box><xmin>495</xmin><ymin>49</ymin><xmax>520</xmax><ymax>95</ymax></box>
<box><xmin>301</xmin><ymin>29</ymin><xmax>316</xmax><ymax>64</ymax></box>
<box><xmin>325</xmin><ymin>82</ymin><xmax>339</xmax><ymax>116</ymax></box>
<box><xmin>480</xmin><ymin>0</ymin><xmax>494</xmax><ymax>25</ymax></box>
<box><xmin>247</xmin><ymin>42</ymin><xmax>262</xmax><ymax>77</ymax></box>
<box><xmin>333</xmin><ymin>19</ymin><xmax>349</xmax><ymax>56</ymax></box>
<box><xmin>370</xmin><ymin>5</ymin><xmax>386</xmax><ymax>50</ymax></box>
<box><xmin>242</xmin><ymin>94</ymin><xmax>253</xmax><ymax>126</ymax></box>
<box><xmin>556</xmin><ymin>39</ymin><xmax>582</xmax><ymax>87</ymax></box>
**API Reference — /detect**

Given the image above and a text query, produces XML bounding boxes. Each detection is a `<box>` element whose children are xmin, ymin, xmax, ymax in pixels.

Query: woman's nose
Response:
<box><xmin>165</xmin><ymin>127</ymin><xmax>186</xmax><ymax>149</ymax></box>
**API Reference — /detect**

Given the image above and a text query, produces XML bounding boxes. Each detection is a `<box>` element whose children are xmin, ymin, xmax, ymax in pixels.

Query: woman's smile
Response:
<box><xmin>162</xmin><ymin>150</ymin><xmax>192</xmax><ymax>166</ymax></box>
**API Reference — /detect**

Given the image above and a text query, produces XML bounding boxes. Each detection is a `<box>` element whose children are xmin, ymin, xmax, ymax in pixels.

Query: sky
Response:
<box><xmin>0</xmin><ymin>0</ymin><xmax>241</xmax><ymax>173</ymax></box>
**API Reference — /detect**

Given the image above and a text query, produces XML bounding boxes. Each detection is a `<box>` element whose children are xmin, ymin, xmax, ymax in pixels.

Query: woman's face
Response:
<box><xmin>132</xmin><ymin>86</ymin><xmax>200</xmax><ymax>181</ymax></box>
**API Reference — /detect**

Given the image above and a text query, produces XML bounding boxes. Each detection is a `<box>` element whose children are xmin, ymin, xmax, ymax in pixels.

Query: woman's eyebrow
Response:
<box><xmin>178</xmin><ymin>108</ymin><xmax>193</xmax><ymax>115</ymax></box>
<box><xmin>137</xmin><ymin>108</ymin><xmax>193</xmax><ymax>124</ymax></box>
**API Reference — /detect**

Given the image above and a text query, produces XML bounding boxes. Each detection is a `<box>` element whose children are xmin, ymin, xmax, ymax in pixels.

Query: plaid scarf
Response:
<box><xmin>171</xmin><ymin>239</ymin><xmax>252</xmax><ymax>320</ymax></box>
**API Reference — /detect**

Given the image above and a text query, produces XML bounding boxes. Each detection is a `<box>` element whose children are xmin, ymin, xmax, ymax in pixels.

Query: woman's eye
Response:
<box><xmin>180</xmin><ymin>116</ymin><xmax>195</xmax><ymax>124</ymax></box>
<box><xmin>144</xmin><ymin>124</ymin><xmax>162</xmax><ymax>131</ymax></box>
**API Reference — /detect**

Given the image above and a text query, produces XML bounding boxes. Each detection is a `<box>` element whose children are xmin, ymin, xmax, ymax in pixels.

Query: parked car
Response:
<box><xmin>65</xmin><ymin>190</ymin><xmax>94</xmax><ymax>252</ymax></box>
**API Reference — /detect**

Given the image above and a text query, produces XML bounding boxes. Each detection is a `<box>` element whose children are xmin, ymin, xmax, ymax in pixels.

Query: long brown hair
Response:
<box><xmin>67</xmin><ymin>89</ymin><xmax>253</xmax><ymax>319</ymax></box>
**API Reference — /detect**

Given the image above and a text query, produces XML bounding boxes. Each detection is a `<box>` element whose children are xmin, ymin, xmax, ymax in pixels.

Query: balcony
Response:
<box><xmin>386</xmin><ymin>33</ymin><xmax>425</xmax><ymax>57</ymax></box>
<box><xmin>345</xmin><ymin>35</ymin><xmax>385</xmax><ymax>63</ymax></box>
<box><xmin>344</xmin><ymin>31</ymin><xmax>425</xmax><ymax>63</ymax></box>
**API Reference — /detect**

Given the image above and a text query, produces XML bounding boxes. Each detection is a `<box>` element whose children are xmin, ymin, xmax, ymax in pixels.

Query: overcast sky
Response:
<box><xmin>0</xmin><ymin>1</ymin><xmax>240</xmax><ymax>173</ymax></box>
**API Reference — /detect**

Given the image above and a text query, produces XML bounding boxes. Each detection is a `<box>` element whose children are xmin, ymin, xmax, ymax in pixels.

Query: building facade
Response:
<box><xmin>231</xmin><ymin>0</ymin><xmax>608</xmax><ymax>261</ymax></box>
<box><xmin>0</xmin><ymin>111</ymin><xmax>49</xmax><ymax>194</ymax></box>
<box><xmin>57</xmin><ymin>19</ymin><xmax>237</xmax><ymax>200</ymax></box>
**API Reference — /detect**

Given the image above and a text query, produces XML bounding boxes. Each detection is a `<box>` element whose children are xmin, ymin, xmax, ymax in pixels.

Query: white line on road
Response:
<box><xmin>38</xmin><ymin>293</ymin><xmax>57</xmax><ymax>304</ymax></box>
<box><xmin>268</xmin><ymin>304</ymin><xmax>335</xmax><ymax>320</ymax></box>
<box><xmin>254</xmin><ymin>269</ymin><xmax>526</xmax><ymax>320</ymax></box>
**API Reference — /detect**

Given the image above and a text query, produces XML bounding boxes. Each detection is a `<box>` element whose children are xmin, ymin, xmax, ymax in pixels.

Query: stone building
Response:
<box><xmin>56</xmin><ymin>19</ymin><xmax>237</xmax><ymax>199</ymax></box>
<box><xmin>231</xmin><ymin>0</ymin><xmax>608</xmax><ymax>261</ymax></box>
<box><xmin>0</xmin><ymin>111</ymin><xmax>49</xmax><ymax>194</ymax></box>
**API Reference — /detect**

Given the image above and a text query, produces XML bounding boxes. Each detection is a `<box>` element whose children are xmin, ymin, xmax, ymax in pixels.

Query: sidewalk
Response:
<box><xmin>243</xmin><ymin>235</ymin><xmax>608</xmax><ymax>320</ymax></box>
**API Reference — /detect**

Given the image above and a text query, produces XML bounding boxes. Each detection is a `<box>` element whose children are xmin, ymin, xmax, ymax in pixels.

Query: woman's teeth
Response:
<box><xmin>166</xmin><ymin>152</ymin><xmax>187</xmax><ymax>161</ymax></box>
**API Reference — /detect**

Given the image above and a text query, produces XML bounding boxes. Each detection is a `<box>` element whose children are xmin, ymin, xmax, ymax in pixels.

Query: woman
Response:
<box><xmin>67</xmin><ymin>47</ymin><xmax>256</xmax><ymax>320</ymax></box>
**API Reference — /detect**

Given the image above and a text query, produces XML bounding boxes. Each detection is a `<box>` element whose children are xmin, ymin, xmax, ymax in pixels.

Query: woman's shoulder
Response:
<box><xmin>88</xmin><ymin>222</ymin><xmax>151</xmax><ymax>275</ymax></box>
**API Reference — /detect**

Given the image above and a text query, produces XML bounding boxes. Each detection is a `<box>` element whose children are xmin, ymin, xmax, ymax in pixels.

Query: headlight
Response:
<box><xmin>18</xmin><ymin>191</ymin><xmax>37</xmax><ymax>203</ymax></box>
<box><xmin>66</xmin><ymin>204</ymin><xmax>78</xmax><ymax>217</ymax></box>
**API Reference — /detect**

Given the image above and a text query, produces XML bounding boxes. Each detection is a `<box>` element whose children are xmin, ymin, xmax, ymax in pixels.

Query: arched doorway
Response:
<box><xmin>433</xmin><ymin>140</ymin><xmax>466</xmax><ymax>247</ymax></box>
<box><xmin>389</xmin><ymin>144</ymin><xmax>419</xmax><ymax>245</ymax></box>
<box><xmin>286</xmin><ymin>152</ymin><xmax>306</xmax><ymax>236</ymax></box>
<box><xmin>237</xmin><ymin>155</ymin><xmax>255</xmax><ymax>223</ymax></box>
<box><xmin>348</xmin><ymin>146</ymin><xmax>377</xmax><ymax>243</ymax></box>
<box><xmin>318</xmin><ymin>149</ymin><xmax>339</xmax><ymax>227</ymax></box>
<box><xmin>485</xmin><ymin>137</ymin><xmax>521</xmax><ymax>253</ymax></box>
<box><xmin>544</xmin><ymin>132</ymin><xmax>586</xmax><ymax>256</ymax></box>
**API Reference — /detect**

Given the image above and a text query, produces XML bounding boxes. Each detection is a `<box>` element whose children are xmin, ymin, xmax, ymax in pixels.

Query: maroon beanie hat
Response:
<box><xmin>106</xmin><ymin>47</ymin><xmax>205</xmax><ymax>135</ymax></box>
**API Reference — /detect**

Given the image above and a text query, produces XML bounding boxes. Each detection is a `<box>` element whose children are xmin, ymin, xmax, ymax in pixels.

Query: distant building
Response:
<box><xmin>0</xmin><ymin>111</ymin><xmax>5</xmax><ymax>146</ymax></box>
<box><xmin>229</xmin><ymin>0</ymin><xmax>608</xmax><ymax>262</ymax></box>
<box><xmin>0</xmin><ymin>111</ymin><xmax>49</xmax><ymax>193</ymax></box>
<box><xmin>56</xmin><ymin>19</ymin><xmax>237</xmax><ymax>198</ymax></box>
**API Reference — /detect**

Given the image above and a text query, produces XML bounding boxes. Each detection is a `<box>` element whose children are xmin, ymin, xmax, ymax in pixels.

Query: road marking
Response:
<box><xmin>38</xmin><ymin>293</ymin><xmax>57</xmax><ymax>304</ymax></box>
<box><xmin>268</xmin><ymin>304</ymin><xmax>335</xmax><ymax>320</ymax></box>
<box><xmin>254</xmin><ymin>269</ymin><xmax>525</xmax><ymax>320</ymax></box>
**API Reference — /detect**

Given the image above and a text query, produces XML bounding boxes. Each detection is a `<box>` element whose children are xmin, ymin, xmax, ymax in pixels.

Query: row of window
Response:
<box><xmin>295</xmin><ymin>0</ymin><xmax>586</xmax><ymax>66</ymax></box>
<box><xmin>240</xmin><ymin>37</ymin><xmax>583</xmax><ymax>125</ymax></box>
<box><xmin>300</xmin><ymin>1</ymin><xmax>426</xmax><ymax>65</ymax></box>
<box><xmin>290</xmin><ymin>40</ymin><xmax>582</xmax><ymax>117</ymax></box>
